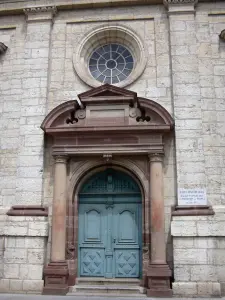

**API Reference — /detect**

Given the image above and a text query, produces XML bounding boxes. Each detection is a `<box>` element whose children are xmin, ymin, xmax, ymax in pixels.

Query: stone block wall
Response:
<box><xmin>0</xmin><ymin>214</ymin><xmax>48</xmax><ymax>294</ymax></box>
<box><xmin>172</xmin><ymin>212</ymin><xmax>225</xmax><ymax>296</ymax></box>
<box><xmin>0</xmin><ymin>0</ymin><xmax>225</xmax><ymax>296</ymax></box>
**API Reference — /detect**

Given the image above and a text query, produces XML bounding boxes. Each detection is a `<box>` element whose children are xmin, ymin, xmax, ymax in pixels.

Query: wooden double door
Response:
<box><xmin>78</xmin><ymin>169</ymin><xmax>142</xmax><ymax>278</ymax></box>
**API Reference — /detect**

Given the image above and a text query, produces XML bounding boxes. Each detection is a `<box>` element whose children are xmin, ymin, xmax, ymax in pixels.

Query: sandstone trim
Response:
<box><xmin>172</xmin><ymin>205</ymin><xmax>214</xmax><ymax>216</ymax></box>
<box><xmin>7</xmin><ymin>205</ymin><xmax>48</xmax><ymax>216</ymax></box>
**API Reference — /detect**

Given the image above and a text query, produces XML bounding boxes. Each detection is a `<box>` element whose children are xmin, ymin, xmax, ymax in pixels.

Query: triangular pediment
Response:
<box><xmin>78</xmin><ymin>84</ymin><xmax>137</xmax><ymax>100</ymax></box>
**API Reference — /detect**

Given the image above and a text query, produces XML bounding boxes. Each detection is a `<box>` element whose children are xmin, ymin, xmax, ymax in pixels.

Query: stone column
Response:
<box><xmin>51</xmin><ymin>156</ymin><xmax>68</xmax><ymax>261</ymax></box>
<box><xmin>147</xmin><ymin>154</ymin><xmax>172</xmax><ymax>297</ymax></box>
<box><xmin>43</xmin><ymin>156</ymin><xmax>69</xmax><ymax>295</ymax></box>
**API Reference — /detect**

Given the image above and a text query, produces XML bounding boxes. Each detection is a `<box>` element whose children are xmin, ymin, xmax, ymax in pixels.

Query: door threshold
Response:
<box><xmin>77</xmin><ymin>277</ymin><xmax>141</xmax><ymax>282</ymax></box>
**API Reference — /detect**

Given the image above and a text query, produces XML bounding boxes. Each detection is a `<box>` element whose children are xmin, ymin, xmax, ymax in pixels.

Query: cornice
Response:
<box><xmin>23</xmin><ymin>5</ymin><xmax>57</xmax><ymax>15</ymax></box>
<box><xmin>163</xmin><ymin>0</ymin><xmax>198</xmax><ymax>13</ymax></box>
<box><xmin>164</xmin><ymin>0</ymin><xmax>197</xmax><ymax>4</ymax></box>
<box><xmin>0</xmin><ymin>0</ymin><xmax>213</xmax><ymax>16</ymax></box>
<box><xmin>23</xmin><ymin>5</ymin><xmax>57</xmax><ymax>22</ymax></box>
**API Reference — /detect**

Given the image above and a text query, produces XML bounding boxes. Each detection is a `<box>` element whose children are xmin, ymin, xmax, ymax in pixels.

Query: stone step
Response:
<box><xmin>69</xmin><ymin>284</ymin><xmax>146</xmax><ymax>296</ymax></box>
<box><xmin>76</xmin><ymin>277</ymin><xmax>141</xmax><ymax>286</ymax></box>
<box><xmin>67</xmin><ymin>292</ymin><xmax>147</xmax><ymax>297</ymax></box>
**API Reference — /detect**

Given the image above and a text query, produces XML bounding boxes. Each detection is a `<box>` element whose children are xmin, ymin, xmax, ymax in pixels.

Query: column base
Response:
<box><xmin>147</xmin><ymin>263</ymin><xmax>172</xmax><ymax>297</ymax></box>
<box><xmin>43</xmin><ymin>260</ymin><xmax>69</xmax><ymax>295</ymax></box>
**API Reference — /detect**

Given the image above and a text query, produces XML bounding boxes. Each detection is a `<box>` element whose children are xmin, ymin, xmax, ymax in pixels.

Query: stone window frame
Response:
<box><xmin>73</xmin><ymin>25</ymin><xmax>148</xmax><ymax>88</ymax></box>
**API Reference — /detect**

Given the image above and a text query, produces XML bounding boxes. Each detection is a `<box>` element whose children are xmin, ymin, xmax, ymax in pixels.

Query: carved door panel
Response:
<box><xmin>79</xmin><ymin>204</ymin><xmax>106</xmax><ymax>277</ymax></box>
<box><xmin>113</xmin><ymin>203</ymin><xmax>141</xmax><ymax>278</ymax></box>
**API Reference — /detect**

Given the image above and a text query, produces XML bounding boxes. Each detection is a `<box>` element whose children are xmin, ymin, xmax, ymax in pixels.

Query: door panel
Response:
<box><xmin>80</xmin><ymin>248</ymin><xmax>105</xmax><ymax>276</ymax></box>
<box><xmin>118</xmin><ymin>210</ymin><xmax>137</xmax><ymax>242</ymax></box>
<box><xmin>79</xmin><ymin>204</ymin><xmax>106</xmax><ymax>277</ymax></box>
<box><xmin>115</xmin><ymin>249</ymin><xmax>139</xmax><ymax>277</ymax></box>
<box><xmin>113</xmin><ymin>203</ymin><xmax>141</xmax><ymax>277</ymax></box>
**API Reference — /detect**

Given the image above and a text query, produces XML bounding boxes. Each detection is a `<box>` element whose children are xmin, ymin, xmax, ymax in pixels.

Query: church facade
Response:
<box><xmin>0</xmin><ymin>0</ymin><xmax>225</xmax><ymax>297</ymax></box>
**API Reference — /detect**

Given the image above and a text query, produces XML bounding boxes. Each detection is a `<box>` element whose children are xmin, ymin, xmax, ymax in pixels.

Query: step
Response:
<box><xmin>76</xmin><ymin>277</ymin><xmax>141</xmax><ymax>286</ymax></box>
<box><xmin>67</xmin><ymin>292</ymin><xmax>147</xmax><ymax>297</ymax></box>
<box><xmin>69</xmin><ymin>284</ymin><xmax>146</xmax><ymax>295</ymax></box>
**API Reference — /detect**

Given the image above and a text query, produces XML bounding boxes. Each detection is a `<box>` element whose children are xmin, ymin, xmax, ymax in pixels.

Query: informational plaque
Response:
<box><xmin>178</xmin><ymin>188</ymin><xmax>207</xmax><ymax>206</ymax></box>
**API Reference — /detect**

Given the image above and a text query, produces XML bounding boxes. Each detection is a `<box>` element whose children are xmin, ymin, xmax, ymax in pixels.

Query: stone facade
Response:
<box><xmin>0</xmin><ymin>0</ymin><xmax>224</xmax><ymax>296</ymax></box>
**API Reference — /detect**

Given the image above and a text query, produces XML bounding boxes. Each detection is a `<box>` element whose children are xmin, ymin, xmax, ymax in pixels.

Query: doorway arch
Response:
<box><xmin>78</xmin><ymin>168</ymin><xmax>142</xmax><ymax>278</ymax></box>
<box><xmin>41</xmin><ymin>83</ymin><xmax>174</xmax><ymax>296</ymax></box>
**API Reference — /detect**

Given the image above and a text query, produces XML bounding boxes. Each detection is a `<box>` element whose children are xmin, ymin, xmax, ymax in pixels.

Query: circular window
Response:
<box><xmin>73</xmin><ymin>26</ymin><xmax>148</xmax><ymax>88</ymax></box>
<box><xmin>89</xmin><ymin>44</ymin><xmax>134</xmax><ymax>84</ymax></box>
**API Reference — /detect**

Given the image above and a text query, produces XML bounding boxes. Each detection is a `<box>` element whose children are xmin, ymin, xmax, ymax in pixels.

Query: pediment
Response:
<box><xmin>41</xmin><ymin>85</ymin><xmax>174</xmax><ymax>135</ymax></box>
<box><xmin>79</xmin><ymin>83</ymin><xmax>137</xmax><ymax>100</ymax></box>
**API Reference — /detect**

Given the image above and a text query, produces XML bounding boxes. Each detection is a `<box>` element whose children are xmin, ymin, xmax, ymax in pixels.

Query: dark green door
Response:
<box><xmin>78</xmin><ymin>169</ymin><xmax>142</xmax><ymax>278</ymax></box>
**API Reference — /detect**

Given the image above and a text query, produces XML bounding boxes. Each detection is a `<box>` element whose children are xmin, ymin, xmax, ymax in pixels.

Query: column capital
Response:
<box><xmin>54</xmin><ymin>155</ymin><xmax>68</xmax><ymax>164</ymax></box>
<box><xmin>148</xmin><ymin>153</ymin><xmax>164</xmax><ymax>163</ymax></box>
<box><xmin>163</xmin><ymin>0</ymin><xmax>198</xmax><ymax>14</ymax></box>
<box><xmin>23</xmin><ymin>5</ymin><xmax>57</xmax><ymax>22</ymax></box>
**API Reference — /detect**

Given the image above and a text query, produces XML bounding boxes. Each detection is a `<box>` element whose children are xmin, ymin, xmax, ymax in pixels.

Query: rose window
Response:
<box><xmin>88</xmin><ymin>43</ymin><xmax>134</xmax><ymax>84</ymax></box>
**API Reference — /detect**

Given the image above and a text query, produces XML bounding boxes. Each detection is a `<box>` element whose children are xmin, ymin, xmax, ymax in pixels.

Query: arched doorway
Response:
<box><xmin>78</xmin><ymin>168</ymin><xmax>142</xmax><ymax>279</ymax></box>
<box><xmin>41</xmin><ymin>84</ymin><xmax>174</xmax><ymax>296</ymax></box>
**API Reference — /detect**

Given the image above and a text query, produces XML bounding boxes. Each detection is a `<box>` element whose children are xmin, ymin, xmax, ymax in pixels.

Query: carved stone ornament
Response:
<box><xmin>129</xmin><ymin>107</ymin><xmax>137</xmax><ymax>118</ymax></box>
<box><xmin>163</xmin><ymin>0</ymin><xmax>198</xmax><ymax>8</ymax></box>
<box><xmin>149</xmin><ymin>153</ymin><xmax>164</xmax><ymax>163</ymax></box>
<box><xmin>103</xmin><ymin>154</ymin><xmax>112</xmax><ymax>163</ymax></box>
<box><xmin>0</xmin><ymin>42</ymin><xmax>7</xmax><ymax>54</ymax></box>
<box><xmin>23</xmin><ymin>6</ymin><xmax>57</xmax><ymax>21</ymax></box>
<box><xmin>219</xmin><ymin>30</ymin><xmax>225</xmax><ymax>41</ymax></box>
<box><xmin>54</xmin><ymin>155</ymin><xmax>67</xmax><ymax>164</ymax></box>
<box><xmin>76</xmin><ymin>109</ymin><xmax>86</xmax><ymax>119</ymax></box>
<box><xmin>67</xmin><ymin>243</ymin><xmax>75</xmax><ymax>260</ymax></box>
<box><xmin>164</xmin><ymin>0</ymin><xmax>198</xmax><ymax>4</ymax></box>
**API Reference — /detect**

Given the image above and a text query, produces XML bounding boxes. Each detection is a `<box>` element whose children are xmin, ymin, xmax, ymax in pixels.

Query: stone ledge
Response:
<box><xmin>7</xmin><ymin>205</ymin><xmax>48</xmax><ymax>217</ymax></box>
<box><xmin>172</xmin><ymin>205</ymin><xmax>214</xmax><ymax>216</ymax></box>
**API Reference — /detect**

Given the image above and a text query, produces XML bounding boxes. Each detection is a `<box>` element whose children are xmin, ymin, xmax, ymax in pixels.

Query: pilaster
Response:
<box><xmin>43</xmin><ymin>155</ymin><xmax>69</xmax><ymax>295</ymax></box>
<box><xmin>147</xmin><ymin>153</ymin><xmax>172</xmax><ymax>297</ymax></box>
<box><xmin>164</xmin><ymin>0</ymin><xmax>211</xmax><ymax>213</ymax></box>
<box><xmin>15</xmin><ymin>5</ymin><xmax>56</xmax><ymax>207</ymax></box>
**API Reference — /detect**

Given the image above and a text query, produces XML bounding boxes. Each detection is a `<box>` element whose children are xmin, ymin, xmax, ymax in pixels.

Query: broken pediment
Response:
<box><xmin>41</xmin><ymin>84</ymin><xmax>174</xmax><ymax>135</ymax></box>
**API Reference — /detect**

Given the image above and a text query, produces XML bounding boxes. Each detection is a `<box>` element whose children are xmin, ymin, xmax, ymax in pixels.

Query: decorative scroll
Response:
<box><xmin>0</xmin><ymin>42</ymin><xmax>7</xmax><ymax>55</ymax></box>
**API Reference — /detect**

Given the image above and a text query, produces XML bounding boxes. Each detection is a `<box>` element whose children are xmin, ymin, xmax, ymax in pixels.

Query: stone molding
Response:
<box><xmin>164</xmin><ymin>0</ymin><xmax>197</xmax><ymax>4</ymax></box>
<box><xmin>148</xmin><ymin>153</ymin><xmax>164</xmax><ymax>163</ymax></box>
<box><xmin>43</xmin><ymin>261</ymin><xmax>69</xmax><ymax>295</ymax></box>
<box><xmin>163</xmin><ymin>0</ymin><xmax>198</xmax><ymax>13</ymax></box>
<box><xmin>0</xmin><ymin>42</ymin><xmax>7</xmax><ymax>54</ymax></box>
<box><xmin>23</xmin><ymin>5</ymin><xmax>57</xmax><ymax>22</ymax></box>
<box><xmin>172</xmin><ymin>205</ymin><xmax>214</xmax><ymax>216</ymax></box>
<box><xmin>7</xmin><ymin>205</ymin><xmax>48</xmax><ymax>216</ymax></box>
<box><xmin>147</xmin><ymin>264</ymin><xmax>172</xmax><ymax>297</ymax></box>
<box><xmin>54</xmin><ymin>155</ymin><xmax>68</xmax><ymax>164</ymax></box>
<box><xmin>73</xmin><ymin>25</ymin><xmax>148</xmax><ymax>88</ymax></box>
